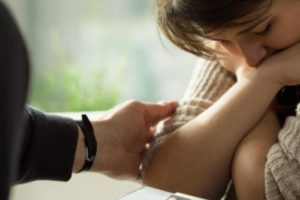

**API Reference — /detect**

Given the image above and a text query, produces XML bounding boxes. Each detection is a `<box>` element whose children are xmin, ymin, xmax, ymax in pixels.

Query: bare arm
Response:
<box><xmin>144</xmin><ymin>42</ymin><xmax>300</xmax><ymax>199</ymax></box>
<box><xmin>144</xmin><ymin>71</ymin><xmax>280</xmax><ymax>199</ymax></box>
<box><xmin>230</xmin><ymin>108</ymin><xmax>280</xmax><ymax>200</ymax></box>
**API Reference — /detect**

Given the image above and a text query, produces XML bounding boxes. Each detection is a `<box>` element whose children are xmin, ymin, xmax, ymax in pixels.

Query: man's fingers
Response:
<box><xmin>137</xmin><ymin>127</ymin><xmax>154</xmax><ymax>153</ymax></box>
<box><xmin>144</xmin><ymin>101</ymin><xmax>177</xmax><ymax>125</ymax></box>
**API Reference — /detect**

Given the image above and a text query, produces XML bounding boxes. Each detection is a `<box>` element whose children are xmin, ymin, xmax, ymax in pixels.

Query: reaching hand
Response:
<box><xmin>91</xmin><ymin>100</ymin><xmax>177</xmax><ymax>180</ymax></box>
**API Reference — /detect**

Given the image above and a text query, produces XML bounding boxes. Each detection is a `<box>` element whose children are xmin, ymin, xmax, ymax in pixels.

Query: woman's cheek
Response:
<box><xmin>267</xmin><ymin>26</ymin><xmax>300</xmax><ymax>50</ymax></box>
<box><xmin>216</xmin><ymin>54</ymin><xmax>244</xmax><ymax>74</ymax></box>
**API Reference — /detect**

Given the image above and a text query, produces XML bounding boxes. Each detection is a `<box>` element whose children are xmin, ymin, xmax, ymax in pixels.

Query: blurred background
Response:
<box><xmin>5</xmin><ymin>0</ymin><xmax>197</xmax><ymax>199</ymax></box>
<box><xmin>6</xmin><ymin>0</ymin><xmax>197</xmax><ymax>112</ymax></box>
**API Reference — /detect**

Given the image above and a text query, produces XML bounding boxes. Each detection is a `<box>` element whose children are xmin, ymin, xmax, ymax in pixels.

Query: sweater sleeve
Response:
<box><xmin>265</xmin><ymin>103</ymin><xmax>300</xmax><ymax>200</ymax></box>
<box><xmin>141</xmin><ymin>59</ymin><xmax>235</xmax><ymax>173</ymax></box>
<box><xmin>154</xmin><ymin>60</ymin><xmax>235</xmax><ymax>135</ymax></box>
<box><xmin>16</xmin><ymin>106</ymin><xmax>79</xmax><ymax>183</ymax></box>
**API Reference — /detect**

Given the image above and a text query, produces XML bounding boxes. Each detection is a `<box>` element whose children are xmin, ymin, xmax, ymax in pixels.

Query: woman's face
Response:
<box><xmin>209</xmin><ymin>0</ymin><xmax>300</xmax><ymax>67</ymax></box>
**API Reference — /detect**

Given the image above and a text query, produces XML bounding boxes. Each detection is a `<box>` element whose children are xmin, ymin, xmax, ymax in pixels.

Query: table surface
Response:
<box><xmin>118</xmin><ymin>186</ymin><xmax>207</xmax><ymax>200</ymax></box>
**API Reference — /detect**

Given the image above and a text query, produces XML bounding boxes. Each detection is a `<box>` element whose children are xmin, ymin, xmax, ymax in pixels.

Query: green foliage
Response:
<box><xmin>28</xmin><ymin>27</ymin><xmax>124</xmax><ymax>112</ymax></box>
<box><xmin>29</xmin><ymin>60</ymin><xmax>123</xmax><ymax>112</ymax></box>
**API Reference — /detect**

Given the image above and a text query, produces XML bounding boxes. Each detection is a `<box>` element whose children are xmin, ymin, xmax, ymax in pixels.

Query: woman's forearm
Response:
<box><xmin>144</xmin><ymin>73</ymin><xmax>281</xmax><ymax>199</ymax></box>
<box><xmin>194</xmin><ymin>77</ymin><xmax>279</xmax><ymax>148</ymax></box>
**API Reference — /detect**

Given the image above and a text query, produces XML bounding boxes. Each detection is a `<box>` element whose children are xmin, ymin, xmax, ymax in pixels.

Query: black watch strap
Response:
<box><xmin>77</xmin><ymin>114</ymin><xmax>97</xmax><ymax>172</ymax></box>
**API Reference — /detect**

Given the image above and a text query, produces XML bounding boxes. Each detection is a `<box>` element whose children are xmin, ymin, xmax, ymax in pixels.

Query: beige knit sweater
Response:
<box><xmin>265</xmin><ymin>104</ymin><xmax>300</xmax><ymax>199</ymax></box>
<box><xmin>142</xmin><ymin>60</ymin><xmax>300</xmax><ymax>199</ymax></box>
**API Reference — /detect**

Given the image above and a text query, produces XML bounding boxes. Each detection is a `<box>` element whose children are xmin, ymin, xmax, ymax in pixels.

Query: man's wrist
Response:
<box><xmin>90</xmin><ymin>118</ymin><xmax>114</xmax><ymax>174</ymax></box>
<box><xmin>73</xmin><ymin>116</ymin><xmax>116</xmax><ymax>175</ymax></box>
<box><xmin>72</xmin><ymin>125</ymin><xmax>85</xmax><ymax>172</ymax></box>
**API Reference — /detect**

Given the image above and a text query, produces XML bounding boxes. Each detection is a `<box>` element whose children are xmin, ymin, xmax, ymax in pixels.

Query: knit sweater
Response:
<box><xmin>265</xmin><ymin>104</ymin><xmax>300</xmax><ymax>199</ymax></box>
<box><xmin>142</xmin><ymin>59</ymin><xmax>300</xmax><ymax>199</ymax></box>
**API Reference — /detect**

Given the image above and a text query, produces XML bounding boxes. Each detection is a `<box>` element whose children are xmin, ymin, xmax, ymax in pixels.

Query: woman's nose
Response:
<box><xmin>236</xmin><ymin>40</ymin><xmax>268</xmax><ymax>67</ymax></box>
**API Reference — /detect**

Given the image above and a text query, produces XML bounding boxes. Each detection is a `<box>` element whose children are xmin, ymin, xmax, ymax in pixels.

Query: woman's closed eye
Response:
<box><xmin>253</xmin><ymin>23</ymin><xmax>272</xmax><ymax>36</ymax></box>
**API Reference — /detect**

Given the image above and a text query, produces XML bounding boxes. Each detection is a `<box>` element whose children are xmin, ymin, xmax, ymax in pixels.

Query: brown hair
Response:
<box><xmin>155</xmin><ymin>0</ymin><xmax>272</xmax><ymax>58</ymax></box>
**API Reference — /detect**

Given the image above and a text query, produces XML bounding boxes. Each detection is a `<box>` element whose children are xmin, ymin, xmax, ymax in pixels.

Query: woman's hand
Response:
<box><xmin>258</xmin><ymin>42</ymin><xmax>300</xmax><ymax>87</ymax></box>
<box><xmin>211</xmin><ymin>40</ymin><xmax>300</xmax><ymax>87</ymax></box>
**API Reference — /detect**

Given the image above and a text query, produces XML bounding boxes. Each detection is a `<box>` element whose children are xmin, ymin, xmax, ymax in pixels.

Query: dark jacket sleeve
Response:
<box><xmin>0</xmin><ymin>2</ymin><xmax>80</xmax><ymax>200</ymax></box>
<box><xmin>16</xmin><ymin>106</ymin><xmax>79</xmax><ymax>183</ymax></box>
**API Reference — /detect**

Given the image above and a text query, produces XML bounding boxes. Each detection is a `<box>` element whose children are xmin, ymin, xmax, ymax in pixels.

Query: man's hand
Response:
<box><xmin>91</xmin><ymin>100</ymin><xmax>177</xmax><ymax>180</ymax></box>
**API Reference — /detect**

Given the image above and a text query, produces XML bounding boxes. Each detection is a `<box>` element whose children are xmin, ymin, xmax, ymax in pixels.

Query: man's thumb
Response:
<box><xmin>145</xmin><ymin>101</ymin><xmax>177</xmax><ymax>125</ymax></box>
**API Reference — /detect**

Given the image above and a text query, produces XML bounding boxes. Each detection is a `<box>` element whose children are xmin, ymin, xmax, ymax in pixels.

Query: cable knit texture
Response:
<box><xmin>265</xmin><ymin>103</ymin><xmax>300</xmax><ymax>200</ymax></box>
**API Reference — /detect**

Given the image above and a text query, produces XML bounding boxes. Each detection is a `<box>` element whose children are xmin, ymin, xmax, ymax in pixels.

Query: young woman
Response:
<box><xmin>141</xmin><ymin>0</ymin><xmax>300</xmax><ymax>199</ymax></box>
